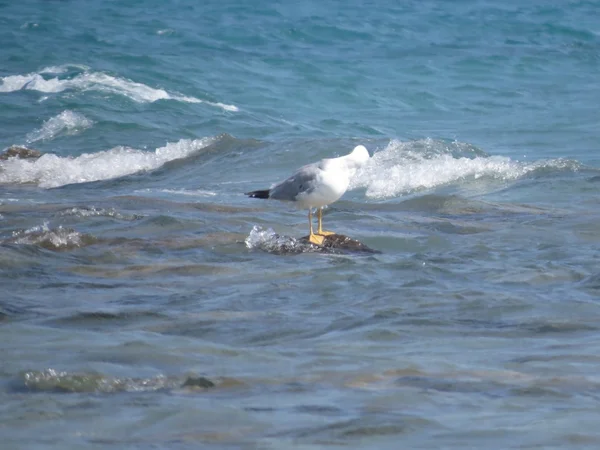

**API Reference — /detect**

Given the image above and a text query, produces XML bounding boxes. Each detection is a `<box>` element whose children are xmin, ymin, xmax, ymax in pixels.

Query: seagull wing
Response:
<box><xmin>269</xmin><ymin>162</ymin><xmax>322</xmax><ymax>202</ymax></box>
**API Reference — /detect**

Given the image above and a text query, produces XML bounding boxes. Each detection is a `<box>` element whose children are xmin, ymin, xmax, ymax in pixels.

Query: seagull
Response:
<box><xmin>245</xmin><ymin>145</ymin><xmax>370</xmax><ymax>245</ymax></box>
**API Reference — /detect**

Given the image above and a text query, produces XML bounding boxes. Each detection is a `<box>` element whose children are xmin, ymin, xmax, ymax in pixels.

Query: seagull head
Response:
<box><xmin>348</xmin><ymin>145</ymin><xmax>370</xmax><ymax>166</ymax></box>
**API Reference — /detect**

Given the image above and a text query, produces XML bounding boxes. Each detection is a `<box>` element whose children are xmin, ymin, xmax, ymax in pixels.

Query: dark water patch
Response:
<box><xmin>108</xmin><ymin>195</ymin><xmax>253</xmax><ymax>216</ymax></box>
<box><xmin>191</xmin><ymin>202</ymin><xmax>259</xmax><ymax>214</ymax></box>
<box><xmin>509</xmin><ymin>385</ymin><xmax>572</xmax><ymax>399</ymax></box>
<box><xmin>419</xmin><ymin>216</ymin><xmax>490</xmax><ymax>235</ymax></box>
<box><xmin>244</xmin><ymin>406</ymin><xmax>277</xmax><ymax>412</ymax></box>
<box><xmin>396</xmin><ymin>194</ymin><xmax>487</xmax><ymax>214</ymax></box>
<box><xmin>393</xmin><ymin>373</ymin><xmax>571</xmax><ymax>399</ymax></box>
<box><xmin>0</xmin><ymin>309</ymin><xmax>11</xmax><ymax>321</ymax></box>
<box><xmin>394</xmin><ymin>374</ymin><xmax>507</xmax><ymax>397</ymax></box>
<box><xmin>42</xmin><ymin>280</ymin><xmax>130</xmax><ymax>290</ymax></box>
<box><xmin>349</xmin><ymin>367</ymin><xmax>591</xmax><ymax>401</ymax></box>
<box><xmin>580</xmin><ymin>272</ymin><xmax>600</xmax><ymax>291</ymax></box>
<box><xmin>294</xmin><ymin>404</ymin><xmax>343</xmax><ymax>416</ymax></box>
<box><xmin>43</xmin><ymin>310</ymin><xmax>168</xmax><ymax>330</ymax></box>
<box><xmin>157</xmin><ymin>232</ymin><xmax>246</xmax><ymax>251</ymax></box>
<box><xmin>0</xmin><ymin>299</ymin><xmax>47</xmax><ymax>321</ymax></box>
<box><xmin>521</xmin><ymin>320</ymin><xmax>599</xmax><ymax>335</ymax></box>
<box><xmin>359</xmin><ymin>195</ymin><xmax>555</xmax><ymax>228</ymax></box>
<box><xmin>0</xmin><ymin>242</ymin><xmax>50</xmax><ymax>265</ymax></box>
<box><xmin>140</xmin><ymin>214</ymin><xmax>184</xmax><ymax>228</ymax></box>
<box><xmin>69</xmin><ymin>262</ymin><xmax>234</xmax><ymax>279</ymax></box>
<box><xmin>278</xmin><ymin>414</ymin><xmax>439</xmax><ymax>442</ymax></box>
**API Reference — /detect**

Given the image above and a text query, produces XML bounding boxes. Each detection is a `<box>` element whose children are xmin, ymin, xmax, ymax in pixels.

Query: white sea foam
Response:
<box><xmin>26</xmin><ymin>110</ymin><xmax>94</xmax><ymax>143</ymax></box>
<box><xmin>211</xmin><ymin>102</ymin><xmax>239</xmax><ymax>112</ymax></box>
<box><xmin>351</xmin><ymin>139</ymin><xmax>577</xmax><ymax>199</ymax></box>
<box><xmin>0</xmin><ymin>66</ymin><xmax>238</xmax><ymax>111</ymax></box>
<box><xmin>0</xmin><ymin>137</ymin><xmax>214</xmax><ymax>189</ymax></box>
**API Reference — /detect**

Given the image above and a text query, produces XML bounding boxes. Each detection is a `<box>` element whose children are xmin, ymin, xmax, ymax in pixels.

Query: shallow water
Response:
<box><xmin>2</xmin><ymin>0</ymin><xmax>600</xmax><ymax>448</ymax></box>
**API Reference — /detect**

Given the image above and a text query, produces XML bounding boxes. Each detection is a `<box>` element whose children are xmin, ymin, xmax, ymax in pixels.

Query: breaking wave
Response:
<box><xmin>351</xmin><ymin>139</ymin><xmax>581</xmax><ymax>199</ymax></box>
<box><xmin>0</xmin><ymin>65</ymin><xmax>239</xmax><ymax>111</ymax></box>
<box><xmin>0</xmin><ymin>137</ymin><xmax>215</xmax><ymax>188</ymax></box>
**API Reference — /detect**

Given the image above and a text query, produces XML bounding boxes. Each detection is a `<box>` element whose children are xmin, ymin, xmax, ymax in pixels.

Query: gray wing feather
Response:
<box><xmin>269</xmin><ymin>163</ymin><xmax>322</xmax><ymax>201</ymax></box>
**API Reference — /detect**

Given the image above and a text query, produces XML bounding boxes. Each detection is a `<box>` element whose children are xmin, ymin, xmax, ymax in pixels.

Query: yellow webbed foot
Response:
<box><xmin>317</xmin><ymin>230</ymin><xmax>335</xmax><ymax>236</ymax></box>
<box><xmin>308</xmin><ymin>233</ymin><xmax>325</xmax><ymax>245</ymax></box>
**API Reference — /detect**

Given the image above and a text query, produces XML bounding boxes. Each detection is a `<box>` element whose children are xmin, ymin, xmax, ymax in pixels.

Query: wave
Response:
<box><xmin>4</xmin><ymin>222</ymin><xmax>96</xmax><ymax>250</ymax></box>
<box><xmin>350</xmin><ymin>139</ymin><xmax>581</xmax><ymax>199</ymax></box>
<box><xmin>0</xmin><ymin>65</ymin><xmax>238</xmax><ymax>111</ymax></box>
<box><xmin>25</xmin><ymin>110</ymin><xmax>93</xmax><ymax>143</ymax></box>
<box><xmin>0</xmin><ymin>137</ymin><xmax>215</xmax><ymax>188</ymax></box>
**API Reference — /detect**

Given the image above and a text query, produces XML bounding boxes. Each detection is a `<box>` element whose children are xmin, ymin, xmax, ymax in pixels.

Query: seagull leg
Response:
<box><xmin>308</xmin><ymin>209</ymin><xmax>324</xmax><ymax>245</ymax></box>
<box><xmin>317</xmin><ymin>208</ymin><xmax>335</xmax><ymax>236</ymax></box>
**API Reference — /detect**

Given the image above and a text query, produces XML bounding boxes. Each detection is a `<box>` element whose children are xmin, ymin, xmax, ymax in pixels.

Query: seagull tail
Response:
<box><xmin>245</xmin><ymin>189</ymin><xmax>270</xmax><ymax>199</ymax></box>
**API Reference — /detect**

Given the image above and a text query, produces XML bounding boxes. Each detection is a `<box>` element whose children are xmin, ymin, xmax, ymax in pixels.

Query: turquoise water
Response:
<box><xmin>1</xmin><ymin>1</ymin><xmax>600</xmax><ymax>448</ymax></box>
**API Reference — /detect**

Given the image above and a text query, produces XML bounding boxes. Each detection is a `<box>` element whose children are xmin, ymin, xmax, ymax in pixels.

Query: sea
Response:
<box><xmin>1</xmin><ymin>0</ymin><xmax>600</xmax><ymax>448</ymax></box>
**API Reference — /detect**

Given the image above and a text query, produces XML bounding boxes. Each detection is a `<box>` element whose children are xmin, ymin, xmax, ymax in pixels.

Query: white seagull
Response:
<box><xmin>246</xmin><ymin>145</ymin><xmax>370</xmax><ymax>245</ymax></box>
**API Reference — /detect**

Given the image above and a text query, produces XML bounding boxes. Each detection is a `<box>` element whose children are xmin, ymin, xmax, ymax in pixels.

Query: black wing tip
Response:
<box><xmin>245</xmin><ymin>189</ymin><xmax>270</xmax><ymax>199</ymax></box>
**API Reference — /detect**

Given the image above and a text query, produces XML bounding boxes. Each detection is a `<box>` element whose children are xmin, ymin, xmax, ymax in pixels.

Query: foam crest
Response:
<box><xmin>0</xmin><ymin>137</ymin><xmax>214</xmax><ymax>188</ymax></box>
<box><xmin>351</xmin><ymin>139</ymin><xmax>578</xmax><ymax>199</ymax></box>
<box><xmin>0</xmin><ymin>66</ymin><xmax>238</xmax><ymax>111</ymax></box>
<box><xmin>26</xmin><ymin>110</ymin><xmax>93</xmax><ymax>143</ymax></box>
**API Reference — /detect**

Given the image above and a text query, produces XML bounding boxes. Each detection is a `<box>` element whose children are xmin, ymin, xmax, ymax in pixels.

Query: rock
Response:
<box><xmin>181</xmin><ymin>376</ymin><xmax>216</xmax><ymax>390</ymax></box>
<box><xmin>299</xmin><ymin>233</ymin><xmax>380</xmax><ymax>254</ymax></box>
<box><xmin>0</xmin><ymin>145</ymin><xmax>42</xmax><ymax>160</ymax></box>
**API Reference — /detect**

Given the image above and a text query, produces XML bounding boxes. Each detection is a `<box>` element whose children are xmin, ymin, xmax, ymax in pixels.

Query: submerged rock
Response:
<box><xmin>300</xmin><ymin>233</ymin><xmax>379</xmax><ymax>254</ymax></box>
<box><xmin>245</xmin><ymin>226</ymin><xmax>379</xmax><ymax>255</ymax></box>
<box><xmin>0</xmin><ymin>145</ymin><xmax>42</xmax><ymax>160</ymax></box>
<box><xmin>182</xmin><ymin>376</ymin><xmax>216</xmax><ymax>390</ymax></box>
